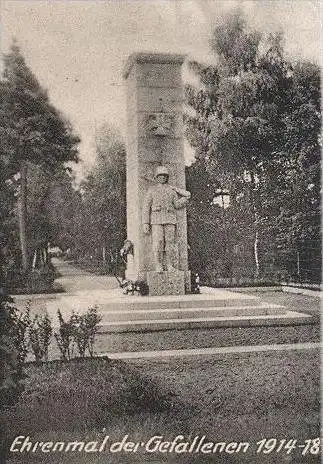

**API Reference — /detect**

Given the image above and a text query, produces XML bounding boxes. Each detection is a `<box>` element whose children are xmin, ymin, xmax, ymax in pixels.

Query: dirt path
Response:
<box><xmin>52</xmin><ymin>257</ymin><xmax>119</xmax><ymax>293</ymax></box>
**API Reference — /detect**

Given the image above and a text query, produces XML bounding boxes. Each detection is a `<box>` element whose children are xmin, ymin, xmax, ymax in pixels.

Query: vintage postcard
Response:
<box><xmin>0</xmin><ymin>1</ymin><xmax>321</xmax><ymax>463</ymax></box>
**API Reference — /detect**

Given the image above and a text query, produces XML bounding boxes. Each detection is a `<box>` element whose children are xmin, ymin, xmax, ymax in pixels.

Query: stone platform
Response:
<box><xmin>14</xmin><ymin>287</ymin><xmax>314</xmax><ymax>333</ymax></box>
<box><xmin>147</xmin><ymin>270</ymin><xmax>186</xmax><ymax>296</ymax></box>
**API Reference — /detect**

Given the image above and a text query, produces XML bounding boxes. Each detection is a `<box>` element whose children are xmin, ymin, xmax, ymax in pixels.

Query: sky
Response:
<box><xmin>0</xmin><ymin>0</ymin><xmax>321</xmax><ymax>178</ymax></box>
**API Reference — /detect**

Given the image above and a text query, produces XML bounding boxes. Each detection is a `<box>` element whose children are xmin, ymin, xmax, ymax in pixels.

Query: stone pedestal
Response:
<box><xmin>147</xmin><ymin>271</ymin><xmax>185</xmax><ymax>296</ymax></box>
<box><xmin>123</xmin><ymin>52</ymin><xmax>190</xmax><ymax>294</ymax></box>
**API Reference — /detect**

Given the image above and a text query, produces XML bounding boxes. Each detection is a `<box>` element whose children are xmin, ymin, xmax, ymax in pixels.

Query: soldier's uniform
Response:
<box><xmin>142</xmin><ymin>167</ymin><xmax>190</xmax><ymax>272</ymax></box>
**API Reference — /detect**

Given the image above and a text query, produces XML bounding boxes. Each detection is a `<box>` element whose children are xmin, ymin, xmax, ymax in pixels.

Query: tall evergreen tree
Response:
<box><xmin>0</xmin><ymin>43</ymin><xmax>80</xmax><ymax>271</ymax></box>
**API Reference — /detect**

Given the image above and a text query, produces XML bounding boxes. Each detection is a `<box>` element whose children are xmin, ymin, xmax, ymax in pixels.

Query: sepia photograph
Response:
<box><xmin>0</xmin><ymin>1</ymin><xmax>321</xmax><ymax>463</ymax></box>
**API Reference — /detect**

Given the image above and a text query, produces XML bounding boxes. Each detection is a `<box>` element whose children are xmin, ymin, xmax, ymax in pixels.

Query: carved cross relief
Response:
<box><xmin>147</xmin><ymin>112</ymin><xmax>174</xmax><ymax>136</ymax></box>
<box><xmin>147</xmin><ymin>97</ymin><xmax>175</xmax><ymax>136</ymax></box>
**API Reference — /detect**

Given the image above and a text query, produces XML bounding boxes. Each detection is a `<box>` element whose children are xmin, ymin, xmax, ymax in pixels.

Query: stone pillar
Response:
<box><xmin>123</xmin><ymin>52</ymin><xmax>190</xmax><ymax>294</ymax></box>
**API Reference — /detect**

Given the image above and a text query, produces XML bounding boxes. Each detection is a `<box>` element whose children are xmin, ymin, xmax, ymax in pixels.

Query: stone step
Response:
<box><xmin>95</xmin><ymin>297</ymin><xmax>260</xmax><ymax>311</ymax></box>
<box><xmin>98</xmin><ymin>342</ymin><xmax>321</xmax><ymax>360</ymax></box>
<box><xmin>40</xmin><ymin>288</ymin><xmax>263</xmax><ymax>315</ymax></box>
<box><xmin>98</xmin><ymin>303</ymin><xmax>285</xmax><ymax>323</ymax></box>
<box><xmin>97</xmin><ymin>310</ymin><xmax>313</xmax><ymax>333</ymax></box>
<box><xmin>93</xmin><ymin>289</ymin><xmax>260</xmax><ymax>311</ymax></box>
<box><xmin>16</xmin><ymin>287</ymin><xmax>314</xmax><ymax>336</ymax></box>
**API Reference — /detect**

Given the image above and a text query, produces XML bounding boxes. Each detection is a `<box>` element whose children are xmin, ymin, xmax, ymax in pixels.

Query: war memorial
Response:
<box><xmin>24</xmin><ymin>52</ymin><xmax>314</xmax><ymax>333</ymax></box>
<box><xmin>123</xmin><ymin>52</ymin><xmax>191</xmax><ymax>296</ymax></box>
<box><xmin>1</xmin><ymin>3</ymin><xmax>320</xmax><ymax>461</ymax></box>
<box><xmin>11</xmin><ymin>52</ymin><xmax>314</xmax><ymax>333</ymax></box>
<box><xmin>62</xmin><ymin>50</ymin><xmax>313</xmax><ymax>333</ymax></box>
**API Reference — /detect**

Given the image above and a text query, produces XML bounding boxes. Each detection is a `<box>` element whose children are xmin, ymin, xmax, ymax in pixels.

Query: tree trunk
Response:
<box><xmin>249</xmin><ymin>170</ymin><xmax>260</xmax><ymax>278</ymax></box>
<box><xmin>254</xmin><ymin>229</ymin><xmax>260</xmax><ymax>278</ymax></box>
<box><xmin>0</xmin><ymin>247</ymin><xmax>6</xmax><ymax>296</ymax></box>
<box><xmin>32</xmin><ymin>249</ymin><xmax>37</xmax><ymax>269</ymax></box>
<box><xmin>296</xmin><ymin>250</ymin><xmax>300</xmax><ymax>280</ymax></box>
<box><xmin>44</xmin><ymin>246</ymin><xmax>49</xmax><ymax>265</ymax></box>
<box><xmin>221</xmin><ymin>191</ymin><xmax>225</xmax><ymax>212</ymax></box>
<box><xmin>18</xmin><ymin>160</ymin><xmax>29</xmax><ymax>271</ymax></box>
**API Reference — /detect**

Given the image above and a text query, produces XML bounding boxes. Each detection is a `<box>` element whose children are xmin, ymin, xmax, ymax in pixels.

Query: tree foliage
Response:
<box><xmin>186</xmin><ymin>9</ymin><xmax>321</xmax><ymax>282</ymax></box>
<box><xmin>63</xmin><ymin>124</ymin><xmax>127</xmax><ymax>268</ymax></box>
<box><xmin>0</xmin><ymin>43</ymin><xmax>79</xmax><ymax>170</ymax></box>
<box><xmin>0</xmin><ymin>43</ymin><xmax>80</xmax><ymax>274</ymax></box>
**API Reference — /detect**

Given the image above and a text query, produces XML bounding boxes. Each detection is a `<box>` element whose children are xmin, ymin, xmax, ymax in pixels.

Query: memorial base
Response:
<box><xmin>147</xmin><ymin>270</ymin><xmax>189</xmax><ymax>296</ymax></box>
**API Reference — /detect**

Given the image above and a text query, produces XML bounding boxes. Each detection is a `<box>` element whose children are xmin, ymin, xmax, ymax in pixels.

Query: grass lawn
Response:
<box><xmin>247</xmin><ymin>290</ymin><xmax>321</xmax><ymax>318</ymax></box>
<box><xmin>2</xmin><ymin>347</ymin><xmax>320</xmax><ymax>464</ymax></box>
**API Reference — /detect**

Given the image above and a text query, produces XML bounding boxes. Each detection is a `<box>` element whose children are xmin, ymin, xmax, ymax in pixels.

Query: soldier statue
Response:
<box><xmin>142</xmin><ymin>165</ymin><xmax>191</xmax><ymax>272</ymax></box>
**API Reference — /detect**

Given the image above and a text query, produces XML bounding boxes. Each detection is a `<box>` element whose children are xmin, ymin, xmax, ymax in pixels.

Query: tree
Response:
<box><xmin>0</xmin><ymin>43</ymin><xmax>80</xmax><ymax>271</ymax></box>
<box><xmin>262</xmin><ymin>60</ymin><xmax>321</xmax><ymax>280</ymax></box>
<box><xmin>71</xmin><ymin>124</ymin><xmax>126</xmax><ymax>267</ymax></box>
<box><xmin>19</xmin><ymin>163</ymin><xmax>81</xmax><ymax>267</ymax></box>
<box><xmin>0</xmin><ymin>155</ymin><xmax>19</xmax><ymax>291</ymax></box>
<box><xmin>44</xmin><ymin>169</ymin><xmax>83</xmax><ymax>254</ymax></box>
<box><xmin>185</xmin><ymin>9</ymin><xmax>321</xmax><ymax>282</ymax></box>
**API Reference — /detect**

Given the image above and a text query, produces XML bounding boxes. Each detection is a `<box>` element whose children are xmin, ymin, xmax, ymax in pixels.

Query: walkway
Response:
<box><xmin>52</xmin><ymin>257</ymin><xmax>119</xmax><ymax>293</ymax></box>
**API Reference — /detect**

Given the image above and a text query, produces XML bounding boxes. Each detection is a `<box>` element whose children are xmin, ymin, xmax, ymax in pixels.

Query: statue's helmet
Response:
<box><xmin>155</xmin><ymin>165</ymin><xmax>169</xmax><ymax>178</ymax></box>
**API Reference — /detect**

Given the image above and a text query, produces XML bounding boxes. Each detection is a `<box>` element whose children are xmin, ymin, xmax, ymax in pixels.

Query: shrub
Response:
<box><xmin>6</xmin><ymin>264</ymin><xmax>56</xmax><ymax>294</ymax></box>
<box><xmin>72</xmin><ymin>306</ymin><xmax>102</xmax><ymax>357</ymax></box>
<box><xmin>29</xmin><ymin>313</ymin><xmax>53</xmax><ymax>364</ymax></box>
<box><xmin>24</xmin><ymin>264</ymin><xmax>56</xmax><ymax>293</ymax></box>
<box><xmin>54</xmin><ymin>310</ymin><xmax>76</xmax><ymax>361</ymax></box>
<box><xmin>54</xmin><ymin>307</ymin><xmax>102</xmax><ymax>360</ymax></box>
<box><xmin>0</xmin><ymin>295</ymin><xmax>30</xmax><ymax>408</ymax></box>
<box><xmin>11</xmin><ymin>301</ymin><xmax>31</xmax><ymax>367</ymax></box>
